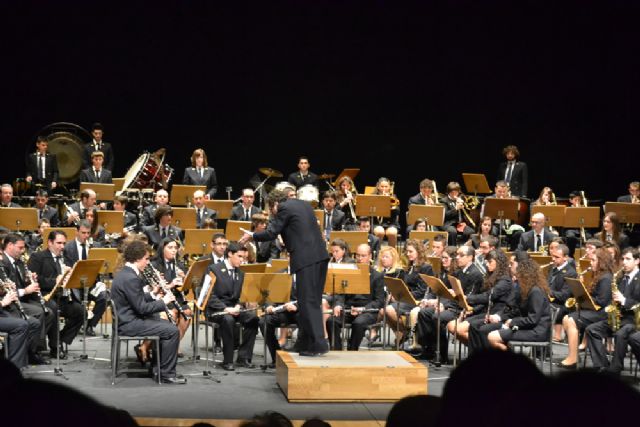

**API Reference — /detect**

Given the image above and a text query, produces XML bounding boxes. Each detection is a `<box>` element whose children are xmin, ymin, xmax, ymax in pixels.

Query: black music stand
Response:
<box><xmin>421</xmin><ymin>274</ymin><xmax>454</xmax><ymax>367</ymax></box>
<box><xmin>192</xmin><ymin>272</ymin><xmax>224</xmax><ymax>382</ymax></box>
<box><xmin>483</xmin><ymin>198</ymin><xmax>519</xmax><ymax>248</ymax></box>
<box><xmin>323</xmin><ymin>264</ymin><xmax>370</xmax><ymax>349</ymax></box>
<box><xmin>384</xmin><ymin>277</ymin><xmax>419</xmax><ymax>350</ymax></box>
<box><xmin>564</xmin><ymin>207</ymin><xmax>600</xmax><ymax>247</ymax></box>
<box><xmin>182</xmin><ymin>258</ymin><xmax>212</xmax><ymax>362</ymax></box>
<box><xmin>447</xmin><ymin>274</ymin><xmax>472</xmax><ymax>367</ymax></box>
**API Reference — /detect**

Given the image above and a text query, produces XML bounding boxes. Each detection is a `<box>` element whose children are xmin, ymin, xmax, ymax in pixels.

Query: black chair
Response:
<box><xmin>108</xmin><ymin>299</ymin><xmax>161</xmax><ymax>385</ymax></box>
<box><xmin>508</xmin><ymin>305</ymin><xmax>560</xmax><ymax>374</ymax></box>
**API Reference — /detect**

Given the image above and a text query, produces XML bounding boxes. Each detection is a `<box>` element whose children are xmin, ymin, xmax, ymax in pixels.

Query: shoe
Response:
<box><xmin>266</xmin><ymin>363</ymin><xmax>276</xmax><ymax>369</ymax></box>
<box><xmin>85</xmin><ymin>326</ymin><xmax>96</xmax><ymax>337</ymax></box>
<box><xmin>555</xmin><ymin>361</ymin><xmax>577</xmax><ymax>370</ymax></box>
<box><xmin>49</xmin><ymin>346</ymin><xmax>67</xmax><ymax>360</ymax></box>
<box><xmin>236</xmin><ymin>360</ymin><xmax>255</xmax><ymax>369</ymax></box>
<box><xmin>221</xmin><ymin>363</ymin><xmax>235</xmax><ymax>371</ymax></box>
<box><xmin>177</xmin><ymin>352</ymin><xmax>185</xmax><ymax>359</ymax></box>
<box><xmin>213</xmin><ymin>345</ymin><xmax>223</xmax><ymax>355</ymax></box>
<box><xmin>29</xmin><ymin>354</ymin><xmax>51</xmax><ymax>365</ymax></box>
<box><xmin>134</xmin><ymin>344</ymin><xmax>147</xmax><ymax>366</ymax></box>
<box><xmin>161</xmin><ymin>376</ymin><xmax>187</xmax><ymax>385</ymax></box>
<box><xmin>299</xmin><ymin>349</ymin><xmax>329</xmax><ymax>357</ymax></box>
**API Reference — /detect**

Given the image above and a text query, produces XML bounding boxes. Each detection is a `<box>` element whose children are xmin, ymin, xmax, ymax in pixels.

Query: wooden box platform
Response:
<box><xmin>276</xmin><ymin>350</ymin><xmax>428</xmax><ymax>402</ymax></box>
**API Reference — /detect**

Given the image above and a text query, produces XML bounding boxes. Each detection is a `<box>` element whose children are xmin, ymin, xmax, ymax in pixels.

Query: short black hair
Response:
<box><xmin>225</xmin><ymin>241</ymin><xmax>247</xmax><ymax>256</ymax></box>
<box><xmin>48</xmin><ymin>230</ymin><xmax>67</xmax><ymax>242</ymax></box>
<box><xmin>3</xmin><ymin>232</ymin><xmax>25</xmax><ymax>246</ymax></box>
<box><xmin>124</xmin><ymin>239</ymin><xmax>148</xmax><ymax>263</ymax></box>
<box><xmin>91</xmin><ymin>122</ymin><xmax>104</xmax><ymax>131</ymax></box>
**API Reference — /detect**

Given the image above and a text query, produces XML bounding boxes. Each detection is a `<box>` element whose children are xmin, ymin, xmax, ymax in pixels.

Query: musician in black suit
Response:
<box><xmin>321</xmin><ymin>190</ymin><xmax>346</xmax><ymax>241</ymax></box>
<box><xmin>33</xmin><ymin>190</ymin><xmax>60</xmax><ymax>227</ymax></box>
<box><xmin>242</xmin><ymin>189</ymin><xmax>330</xmax><ymax>356</ymax></box>
<box><xmin>28</xmin><ymin>230</ymin><xmax>84</xmax><ymax>358</ymax></box>
<box><xmin>192</xmin><ymin>190</ymin><xmax>217</xmax><ymax>229</ymax></box>
<box><xmin>250</xmin><ymin>215</ymin><xmax>279</xmax><ymax>263</ymax></box>
<box><xmin>65</xmin><ymin>189</ymin><xmax>98</xmax><ymax>226</ymax></box>
<box><xmin>82</xmin><ymin>123</ymin><xmax>114</xmax><ymax>172</ymax></box>
<box><xmin>516</xmin><ymin>212</ymin><xmax>556</xmax><ymax>252</ymax></box>
<box><xmin>0</xmin><ymin>184</ymin><xmax>21</xmax><ymax>208</ymax></box>
<box><xmin>617</xmin><ymin>181</ymin><xmax>640</xmax><ymax>247</ymax></box>
<box><xmin>548</xmin><ymin>244</ymin><xmax>578</xmax><ymax>341</ymax></box>
<box><xmin>25</xmin><ymin>136</ymin><xmax>59</xmax><ymax>190</ymax></box>
<box><xmin>63</xmin><ymin>220</ymin><xmax>107</xmax><ymax>336</ymax></box>
<box><xmin>357</xmin><ymin>217</ymin><xmax>381</xmax><ymax>260</ymax></box>
<box><xmin>287</xmin><ymin>156</ymin><xmax>318</xmax><ymax>188</ymax></box>
<box><xmin>408</xmin><ymin>178</ymin><xmax>439</xmax><ymax>206</ymax></box>
<box><xmin>326</xmin><ymin>244</ymin><xmax>385</xmax><ymax>351</ymax></box>
<box><xmin>0</xmin><ymin>292</ymin><xmax>39</xmax><ymax>369</ymax></box>
<box><xmin>586</xmin><ymin>247</ymin><xmax>640</xmax><ymax>374</ymax></box>
<box><xmin>113</xmin><ymin>196</ymin><xmax>139</xmax><ymax>231</ymax></box>
<box><xmin>205</xmin><ymin>243</ymin><xmax>259</xmax><ymax>370</ymax></box>
<box><xmin>78</xmin><ymin>151</ymin><xmax>113</xmax><ymax>184</ymax></box>
<box><xmin>260</xmin><ymin>265</ymin><xmax>297</xmax><ymax>366</ymax></box>
<box><xmin>110</xmin><ymin>239</ymin><xmax>184</xmax><ymax>384</ymax></box>
<box><xmin>441</xmin><ymin>182</ymin><xmax>474</xmax><ymax>246</ymax></box>
<box><xmin>230</xmin><ymin>188</ymin><xmax>261</xmax><ymax>221</ymax></box>
<box><xmin>141</xmin><ymin>189</ymin><xmax>169</xmax><ymax>227</ymax></box>
<box><xmin>2</xmin><ymin>233</ymin><xmax>53</xmax><ymax>364</ymax></box>
<box><xmin>142</xmin><ymin>206</ymin><xmax>183</xmax><ymax>251</ymax></box>
<box><xmin>496</xmin><ymin>145</ymin><xmax>528</xmax><ymax>197</ymax></box>
<box><xmin>594</xmin><ymin>212</ymin><xmax>631</xmax><ymax>251</ymax></box>
<box><xmin>182</xmin><ymin>148</ymin><xmax>217</xmax><ymax>198</ymax></box>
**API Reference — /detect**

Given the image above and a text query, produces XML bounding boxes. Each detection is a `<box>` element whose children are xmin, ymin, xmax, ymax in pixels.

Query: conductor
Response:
<box><xmin>240</xmin><ymin>189</ymin><xmax>330</xmax><ymax>356</ymax></box>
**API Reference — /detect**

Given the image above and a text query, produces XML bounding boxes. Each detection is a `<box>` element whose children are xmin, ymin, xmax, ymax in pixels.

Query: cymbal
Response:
<box><xmin>259</xmin><ymin>167</ymin><xmax>283</xmax><ymax>178</ymax></box>
<box><xmin>318</xmin><ymin>173</ymin><xmax>336</xmax><ymax>180</ymax></box>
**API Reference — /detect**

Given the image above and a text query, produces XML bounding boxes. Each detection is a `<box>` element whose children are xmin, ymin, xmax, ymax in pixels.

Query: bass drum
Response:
<box><xmin>297</xmin><ymin>185</ymin><xmax>319</xmax><ymax>208</ymax></box>
<box><xmin>122</xmin><ymin>149</ymin><xmax>172</xmax><ymax>190</ymax></box>
<box><xmin>37</xmin><ymin>122</ymin><xmax>91</xmax><ymax>185</ymax></box>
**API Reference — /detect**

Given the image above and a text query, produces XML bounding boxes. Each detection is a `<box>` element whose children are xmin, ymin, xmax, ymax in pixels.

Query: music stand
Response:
<box><xmin>40</xmin><ymin>227</ymin><xmax>78</xmax><ymax>250</ymax></box>
<box><xmin>356</xmin><ymin>195</ymin><xmax>391</xmax><ymax>228</ymax></box>
<box><xmin>172</xmin><ymin>207</ymin><xmax>197</xmax><ymax>229</ymax></box>
<box><xmin>530</xmin><ymin>205</ymin><xmax>566</xmax><ymax>228</ymax></box>
<box><xmin>604</xmin><ymin>202</ymin><xmax>640</xmax><ymax>225</ymax></box>
<box><xmin>530</xmin><ymin>255</ymin><xmax>552</xmax><ymax>266</ymax></box>
<box><xmin>407</xmin><ymin>205</ymin><xmax>445</xmax><ymax>229</ymax></box>
<box><xmin>184</xmin><ymin>229</ymin><xmax>224</xmax><ymax>256</ymax></box>
<box><xmin>564</xmin><ymin>207</ymin><xmax>600</xmax><ymax>247</ymax></box>
<box><xmin>205</xmin><ymin>200</ymin><xmax>235</xmax><ymax>219</ymax></box>
<box><xmin>239</xmin><ymin>263</ymin><xmax>268</xmax><ymax>273</ymax></box>
<box><xmin>384</xmin><ymin>277</ymin><xmax>418</xmax><ymax>350</ymax></box>
<box><xmin>0</xmin><ymin>208</ymin><xmax>38</xmax><ymax>231</ymax></box>
<box><xmin>462</xmin><ymin>173</ymin><xmax>492</xmax><ymax>196</ymax></box>
<box><xmin>79</xmin><ymin>183</ymin><xmax>115</xmax><ymax>202</ymax></box>
<box><xmin>421</xmin><ymin>274</ymin><xmax>454</xmax><ymax>367</ymax></box>
<box><xmin>409</xmin><ymin>231</ymin><xmax>449</xmax><ymax>251</ymax></box>
<box><xmin>65</xmin><ymin>260</ymin><xmax>104</xmax><ymax>359</ymax></box>
<box><xmin>483</xmin><ymin>198</ymin><xmax>519</xmax><ymax>248</ymax></box>
<box><xmin>112</xmin><ymin>178</ymin><xmax>125</xmax><ymax>193</ymax></box>
<box><xmin>88</xmin><ymin>248</ymin><xmax>119</xmax><ymax>275</ymax></box>
<box><xmin>566</xmin><ymin>277</ymin><xmax>601</xmax><ymax>323</ymax></box>
<box><xmin>314</xmin><ymin>210</ymin><xmax>325</xmax><ymax>234</ymax></box>
<box><xmin>426</xmin><ymin>256</ymin><xmax>442</xmax><ymax>275</ymax></box>
<box><xmin>170</xmin><ymin>184</ymin><xmax>206</xmax><ymax>207</ymax></box>
<box><xmin>226</xmin><ymin>220</ymin><xmax>251</xmax><ymax>242</ymax></box>
<box><xmin>96</xmin><ymin>210</ymin><xmax>125</xmax><ymax>234</ymax></box>
<box><xmin>323</xmin><ymin>264</ymin><xmax>370</xmax><ymax>349</ymax></box>
<box><xmin>192</xmin><ymin>272</ymin><xmax>222</xmax><ymax>381</ymax></box>
<box><xmin>332</xmin><ymin>168</ymin><xmax>360</xmax><ymax>188</ymax></box>
<box><xmin>447</xmin><ymin>274</ymin><xmax>472</xmax><ymax>367</ymax></box>
<box><xmin>329</xmin><ymin>231</ymin><xmax>368</xmax><ymax>255</ymax></box>
<box><xmin>267</xmin><ymin>259</ymin><xmax>289</xmax><ymax>273</ymax></box>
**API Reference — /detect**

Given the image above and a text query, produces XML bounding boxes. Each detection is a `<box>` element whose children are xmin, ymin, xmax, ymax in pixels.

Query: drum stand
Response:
<box><xmin>253</xmin><ymin>176</ymin><xmax>271</xmax><ymax>211</ymax></box>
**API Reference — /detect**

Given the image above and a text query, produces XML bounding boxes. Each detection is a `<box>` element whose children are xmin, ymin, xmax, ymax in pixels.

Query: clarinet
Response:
<box><xmin>0</xmin><ymin>267</ymin><xmax>29</xmax><ymax>320</ymax></box>
<box><xmin>141</xmin><ymin>266</ymin><xmax>177</xmax><ymax>325</ymax></box>
<box><xmin>21</xmin><ymin>255</ymin><xmax>49</xmax><ymax>314</ymax></box>
<box><xmin>149</xmin><ymin>264</ymin><xmax>191</xmax><ymax>321</ymax></box>
<box><xmin>484</xmin><ymin>286</ymin><xmax>495</xmax><ymax>324</ymax></box>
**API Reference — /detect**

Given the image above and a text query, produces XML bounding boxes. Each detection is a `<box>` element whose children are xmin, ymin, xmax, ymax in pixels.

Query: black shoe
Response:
<box><xmin>177</xmin><ymin>352</ymin><xmax>185</xmax><ymax>359</ymax></box>
<box><xmin>299</xmin><ymin>350</ymin><xmax>328</xmax><ymax>357</ymax></box>
<box><xmin>236</xmin><ymin>360</ymin><xmax>255</xmax><ymax>369</ymax></box>
<box><xmin>29</xmin><ymin>354</ymin><xmax>51</xmax><ymax>365</ymax></box>
<box><xmin>85</xmin><ymin>326</ymin><xmax>96</xmax><ymax>337</ymax></box>
<box><xmin>161</xmin><ymin>376</ymin><xmax>187</xmax><ymax>385</ymax></box>
<box><xmin>555</xmin><ymin>362</ymin><xmax>577</xmax><ymax>370</ymax></box>
<box><xmin>266</xmin><ymin>362</ymin><xmax>276</xmax><ymax>369</ymax></box>
<box><xmin>221</xmin><ymin>362</ymin><xmax>235</xmax><ymax>371</ymax></box>
<box><xmin>213</xmin><ymin>345</ymin><xmax>222</xmax><ymax>354</ymax></box>
<box><xmin>50</xmin><ymin>346</ymin><xmax>67</xmax><ymax>360</ymax></box>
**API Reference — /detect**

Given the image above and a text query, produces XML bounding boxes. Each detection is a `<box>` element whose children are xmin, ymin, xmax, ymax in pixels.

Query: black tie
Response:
<box><xmin>37</xmin><ymin>155</ymin><xmax>44</xmax><ymax>180</ymax></box>
<box><xmin>216</xmin><ymin>258</ymin><xmax>224</xmax><ymax>264</ymax></box>
<box><xmin>55</xmin><ymin>256</ymin><xmax>62</xmax><ymax>275</ymax></box>
<box><xmin>81</xmin><ymin>243</ymin><xmax>87</xmax><ymax>260</ymax></box>
<box><xmin>39</xmin><ymin>209</ymin><xmax>44</xmax><ymax>219</ymax></box>
<box><xmin>536</xmin><ymin>234</ymin><xmax>542</xmax><ymax>251</ymax></box>
<box><xmin>230</xmin><ymin>269</ymin><xmax>237</xmax><ymax>282</ymax></box>
<box><xmin>161</xmin><ymin>228</ymin><xmax>167</xmax><ymax>239</ymax></box>
<box><xmin>621</xmin><ymin>275</ymin><xmax>630</xmax><ymax>293</ymax></box>
<box><xmin>95</xmin><ymin>170</ymin><xmax>100</xmax><ymax>181</ymax></box>
<box><xmin>244</xmin><ymin>209</ymin><xmax>249</xmax><ymax>221</ymax></box>
<box><xmin>506</xmin><ymin>162</ymin><xmax>513</xmax><ymax>182</ymax></box>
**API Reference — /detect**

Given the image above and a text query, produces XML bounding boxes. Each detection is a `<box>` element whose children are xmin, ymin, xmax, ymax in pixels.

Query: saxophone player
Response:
<box><xmin>585</xmin><ymin>247</ymin><xmax>640</xmax><ymax>374</ymax></box>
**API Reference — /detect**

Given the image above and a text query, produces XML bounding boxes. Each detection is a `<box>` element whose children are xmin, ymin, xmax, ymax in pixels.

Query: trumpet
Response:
<box><xmin>64</xmin><ymin>202</ymin><xmax>81</xmax><ymax>226</ymax></box>
<box><xmin>344</xmin><ymin>190</ymin><xmax>357</xmax><ymax>220</ymax></box>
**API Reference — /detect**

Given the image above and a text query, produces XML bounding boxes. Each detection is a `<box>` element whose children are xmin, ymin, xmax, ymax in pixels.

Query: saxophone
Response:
<box><xmin>565</xmin><ymin>267</ymin><xmax>592</xmax><ymax>310</ymax></box>
<box><xmin>605</xmin><ymin>268</ymin><xmax>624</xmax><ymax>332</ymax></box>
<box><xmin>631</xmin><ymin>303</ymin><xmax>640</xmax><ymax>330</ymax></box>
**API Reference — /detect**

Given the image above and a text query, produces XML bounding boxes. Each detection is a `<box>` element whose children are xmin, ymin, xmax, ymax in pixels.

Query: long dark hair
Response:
<box><xmin>516</xmin><ymin>258</ymin><xmax>550</xmax><ymax>300</ymax></box>
<box><xmin>483</xmin><ymin>249</ymin><xmax>510</xmax><ymax>290</ymax></box>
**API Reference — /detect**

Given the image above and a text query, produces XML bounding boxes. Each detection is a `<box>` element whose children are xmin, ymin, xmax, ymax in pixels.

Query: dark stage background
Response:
<box><xmin>3</xmin><ymin>1</ymin><xmax>638</xmax><ymax>227</ymax></box>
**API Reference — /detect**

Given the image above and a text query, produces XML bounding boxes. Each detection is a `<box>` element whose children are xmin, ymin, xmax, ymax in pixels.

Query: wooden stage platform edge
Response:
<box><xmin>135</xmin><ymin>418</ymin><xmax>386</xmax><ymax>427</ymax></box>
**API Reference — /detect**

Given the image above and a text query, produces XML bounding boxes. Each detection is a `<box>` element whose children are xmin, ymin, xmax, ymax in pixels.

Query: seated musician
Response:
<box><xmin>113</xmin><ymin>195</ymin><xmax>139</xmax><ymax>233</ymax></box>
<box><xmin>530</xmin><ymin>186</ymin><xmax>554</xmax><ymax>209</ymax></box>
<box><xmin>25</xmin><ymin>218</ymin><xmax>50</xmax><ymax>255</ymax></box>
<box><xmin>142</xmin><ymin>206</ymin><xmax>183</xmax><ymax>251</ymax></box>
<box><xmin>548</xmin><ymin>244</ymin><xmax>577</xmax><ymax>341</ymax></box>
<box><xmin>261</xmin><ymin>263</ymin><xmax>297</xmax><ymax>366</ymax></box>
<box><xmin>230</xmin><ymin>188</ymin><xmax>261</xmax><ymax>221</ymax></box>
<box><xmin>465</xmin><ymin>216</ymin><xmax>496</xmax><ymax>250</ymax></box>
<box><xmin>287</xmin><ymin>156</ymin><xmax>318</xmax><ymax>189</ymax></box>
<box><xmin>151</xmin><ymin>238</ymin><xmax>191</xmax><ymax>353</ymax></box>
<box><xmin>480</xmin><ymin>180</ymin><xmax>521</xmax><ymax>248</ymax></box>
<box><xmin>326</xmin><ymin>243</ymin><xmax>385</xmax><ymax>351</ymax></box>
<box><xmin>384</xmin><ymin>240</ymin><xmax>431</xmax><ymax>345</ymax></box>
<box><xmin>78</xmin><ymin>151</ymin><xmax>113</xmax><ymax>184</ymax></box>
<box><xmin>28</xmin><ymin>230</ymin><xmax>84</xmax><ymax>359</ymax></box>
<box><xmin>447</xmin><ymin>249</ymin><xmax>513</xmax><ymax>347</ymax></box>
<box><xmin>0</xmin><ymin>184</ymin><xmax>20</xmax><ymax>208</ymax></box>
<box><xmin>0</xmin><ymin>282</ymin><xmax>41</xmax><ymax>369</ymax></box>
<box><xmin>557</xmin><ymin>247</ymin><xmax>613</xmax><ymax>369</ymax></box>
<box><xmin>321</xmin><ymin>190</ymin><xmax>346</xmax><ymax>241</ymax></box>
<box><xmin>357</xmin><ymin>216</ymin><xmax>380</xmax><ymax>260</ymax></box>
<box><xmin>84</xmin><ymin>208</ymin><xmax>107</xmax><ymax>247</ymax></box>
<box><xmin>66</xmin><ymin>189</ymin><xmax>97</xmax><ymax>225</ymax></box>
<box><xmin>25</xmin><ymin>135</ymin><xmax>59</xmax><ymax>191</ymax></box>
<box><xmin>142</xmin><ymin>189</ymin><xmax>170</xmax><ymax>227</ymax></box>
<box><xmin>516</xmin><ymin>212</ymin><xmax>555</xmax><ymax>253</ymax></box>
<box><xmin>33</xmin><ymin>189</ymin><xmax>60</xmax><ymax>227</ymax></box>
<box><xmin>563</xmin><ymin>191</ymin><xmax>590</xmax><ymax>257</ymax></box>
<box><xmin>428</xmin><ymin>234</ymin><xmax>447</xmax><ymax>258</ymax></box>
<box><xmin>372</xmin><ymin>177</ymin><xmax>401</xmax><ymax>248</ymax></box>
<box><xmin>63</xmin><ymin>220</ymin><xmax>108</xmax><ymax>337</ymax></box>
<box><xmin>604</xmin><ymin>241</ymin><xmax>623</xmax><ymax>269</ymax></box>
<box><xmin>205</xmin><ymin>242</ymin><xmax>259</xmax><ymax>371</ymax></box>
<box><xmin>473</xmin><ymin>235</ymin><xmax>497</xmax><ymax>275</ymax></box>
<box><xmin>250</xmin><ymin>214</ymin><xmax>279</xmax><ymax>263</ymax></box>
<box><xmin>182</xmin><ymin>148</ymin><xmax>218</xmax><ymax>198</ymax></box>
<box><xmin>336</xmin><ymin>176</ymin><xmax>358</xmax><ymax>229</ymax></box>
<box><xmin>192</xmin><ymin>189</ymin><xmax>217</xmax><ymax>229</ymax></box>
<box><xmin>408</xmin><ymin>178</ymin><xmax>439</xmax><ymax>206</ymax></box>
<box><xmin>594</xmin><ymin>212</ymin><xmax>630</xmax><ymax>251</ymax></box>
<box><xmin>322</xmin><ymin>238</ymin><xmax>355</xmax><ymax>340</ymax></box>
<box><xmin>441</xmin><ymin>182</ymin><xmax>474</xmax><ymax>246</ymax></box>
<box><xmin>111</xmin><ymin>239</ymin><xmax>185</xmax><ymax>384</ymax></box>
<box><xmin>496</xmin><ymin>144</ymin><xmax>528</xmax><ymax>198</ymax></box>
<box><xmin>617</xmin><ymin>181</ymin><xmax>640</xmax><ymax>247</ymax></box>
<box><xmin>487</xmin><ymin>257</ymin><xmax>552</xmax><ymax>350</ymax></box>
<box><xmin>585</xmin><ymin>247</ymin><xmax>639</xmax><ymax>374</ymax></box>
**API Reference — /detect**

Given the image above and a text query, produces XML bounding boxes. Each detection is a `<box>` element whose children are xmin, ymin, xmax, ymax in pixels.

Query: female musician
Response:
<box><xmin>413</xmin><ymin>218</ymin><xmax>428</xmax><ymax>232</ymax></box>
<box><xmin>466</xmin><ymin>216</ymin><xmax>495</xmax><ymax>249</ymax></box>
<box><xmin>487</xmin><ymin>257</ymin><xmax>551</xmax><ymax>350</ymax></box>
<box><xmin>372</xmin><ymin>177</ymin><xmax>401</xmax><ymax>247</ymax></box>
<box><xmin>557</xmin><ymin>247</ymin><xmax>613</xmax><ymax>369</ymax></box>
<box><xmin>369</xmin><ymin>246</ymin><xmax>405</xmax><ymax>342</ymax></box>
<box><xmin>384</xmin><ymin>240</ymin><xmax>431</xmax><ymax>345</ymax></box>
<box><xmin>447</xmin><ymin>249</ymin><xmax>513</xmax><ymax>345</ymax></box>
<box><xmin>323</xmin><ymin>238</ymin><xmax>356</xmax><ymax>344</ymax></box>
<box><xmin>182</xmin><ymin>148</ymin><xmax>218</xmax><ymax>198</ymax></box>
<box><xmin>531</xmin><ymin>186</ymin><xmax>555</xmax><ymax>208</ymax></box>
<box><xmin>84</xmin><ymin>208</ymin><xmax>106</xmax><ymax>247</ymax></box>
<box><xmin>595</xmin><ymin>212</ymin><xmax>630</xmax><ymax>250</ymax></box>
<box><xmin>336</xmin><ymin>176</ymin><xmax>358</xmax><ymax>229</ymax></box>
<box><xmin>603</xmin><ymin>241</ymin><xmax>622</xmax><ymax>270</ymax></box>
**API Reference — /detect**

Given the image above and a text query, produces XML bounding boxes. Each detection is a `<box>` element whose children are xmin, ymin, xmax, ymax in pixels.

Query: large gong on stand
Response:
<box><xmin>37</xmin><ymin>122</ymin><xmax>91</xmax><ymax>187</ymax></box>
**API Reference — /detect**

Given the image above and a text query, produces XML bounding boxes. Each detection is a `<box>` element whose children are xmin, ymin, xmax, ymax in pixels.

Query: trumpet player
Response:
<box><xmin>65</xmin><ymin>189</ymin><xmax>97</xmax><ymax>226</ymax></box>
<box><xmin>585</xmin><ymin>247</ymin><xmax>640</xmax><ymax>375</ymax></box>
<box><xmin>516</xmin><ymin>212</ymin><xmax>555</xmax><ymax>252</ymax></box>
<box><xmin>442</xmin><ymin>182</ymin><xmax>474</xmax><ymax>246</ymax></box>
<box><xmin>408</xmin><ymin>179</ymin><xmax>439</xmax><ymax>206</ymax></box>
<box><xmin>557</xmin><ymin>248</ymin><xmax>613</xmax><ymax>369</ymax></box>
<box><xmin>28</xmin><ymin>230</ymin><xmax>84</xmax><ymax>359</ymax></box>
<box><xmin>336</xmin><ymin>176</ymin><xmax>358</xmax><ymax>229</ymax></box>
<box><xmin>548</xmin><ymin>244</ymin><xmax>578</xmax><ymax>341</ymax></box>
